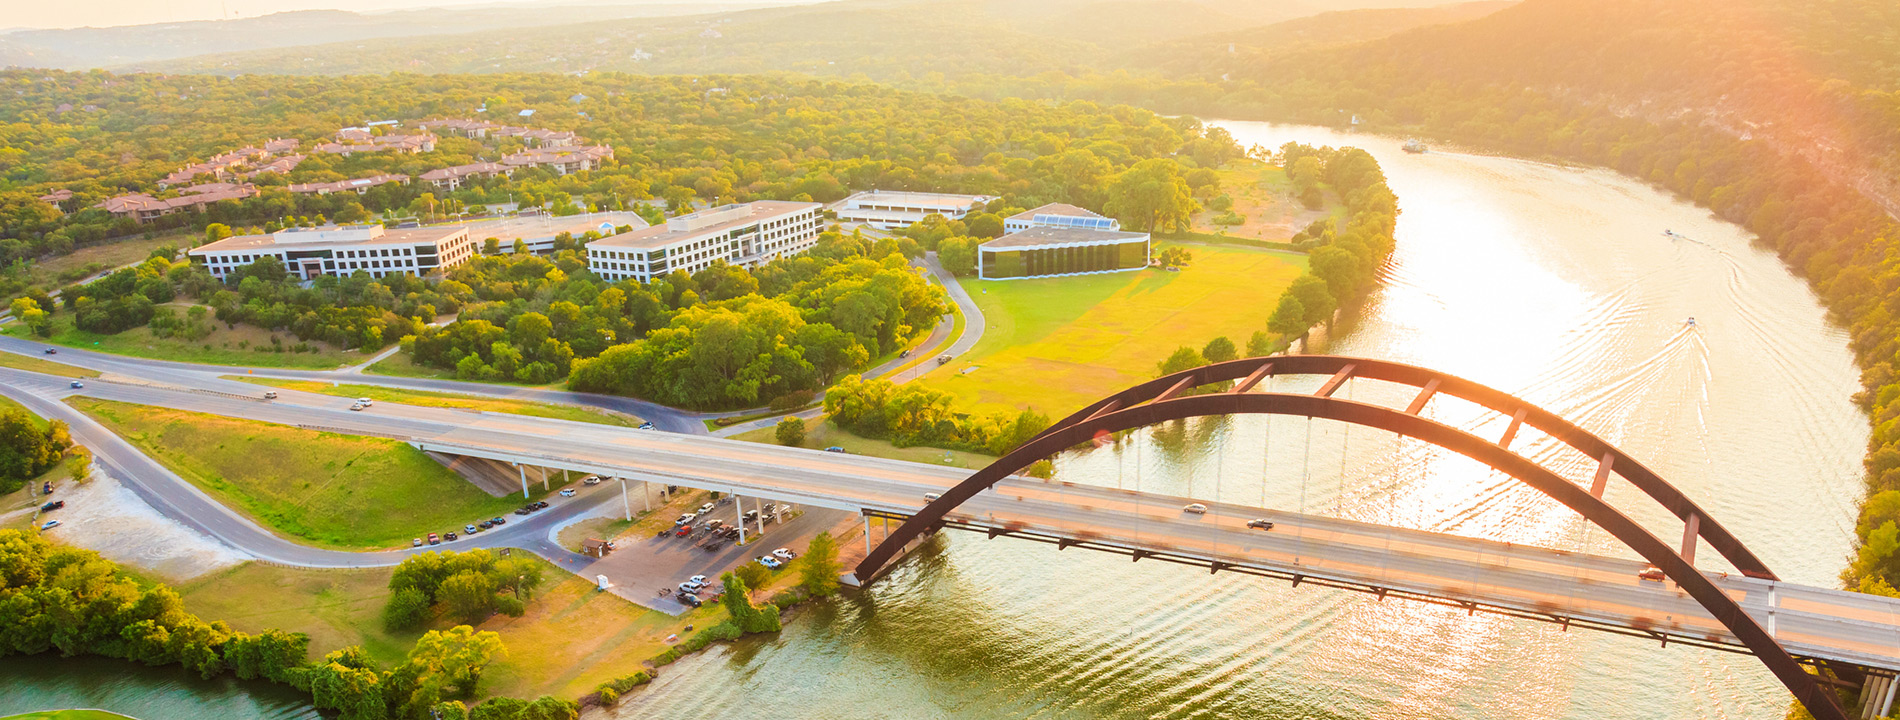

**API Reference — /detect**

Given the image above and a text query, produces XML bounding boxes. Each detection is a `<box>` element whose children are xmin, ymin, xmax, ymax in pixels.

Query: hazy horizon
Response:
<box><xmin>5</xmin><ymin>0</ymin><xmax>807</xmax><ymax>32</ymax></box>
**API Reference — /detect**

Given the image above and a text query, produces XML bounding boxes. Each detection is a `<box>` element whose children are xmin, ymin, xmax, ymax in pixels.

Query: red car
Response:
<box><xmin>1637</xmin><ymin>565</ymin><xmax>1666</xmax><ymax>582</ymax></box>
<box><xmin>675</xmin><ymin>524</ymin><xmax>693</xmax><ymax>537</ymax></box>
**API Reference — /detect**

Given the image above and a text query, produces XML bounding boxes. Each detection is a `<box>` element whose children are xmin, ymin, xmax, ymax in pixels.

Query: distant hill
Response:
<box><xmin>134</xmin><ymin>0</ymin><xmax>1484</xmax><ymax>78</ymax></box>
<box><xmin>1135</xmin><ymin>1</ymin><xmax>1514</xmax><ymax>75</ymax></box>
<box><xmin>0</xmin><ymin>2</ymin><xmax>813</xmax><ymax>70</ymax></box>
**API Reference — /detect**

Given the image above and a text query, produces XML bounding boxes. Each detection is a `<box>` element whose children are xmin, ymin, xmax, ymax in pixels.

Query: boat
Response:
<box><xmin>1402</xmin><ymin>139</ymin><xmax>1428</xmax><ymax>154</ymax></box>
<box><xmin>1686</xmin><ymin>317</ymin><xmax>1697</xmax><ymax>327</ymax></box>
<box><xmin>1664</xmin><ymin>229</ymin><xmax>1682</xmax><ymax>239</ymax></box>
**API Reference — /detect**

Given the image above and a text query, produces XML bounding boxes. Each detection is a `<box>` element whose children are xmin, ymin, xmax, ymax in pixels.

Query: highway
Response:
<box><xmin>3</xmin><ymin>359</ymin><xmax>1895</xmax><ymax>675</ymax></box>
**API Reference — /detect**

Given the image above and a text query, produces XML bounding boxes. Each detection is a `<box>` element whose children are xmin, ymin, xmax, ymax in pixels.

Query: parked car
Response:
<box><xmin>1638</xmin><ymin>565</ymin><xmax>1667</xmax><ymax>582</ymax></box>
<box><xmin>825</xmin><ymin>446</ymin><xmax>846</xmax><ymax>453</ymax></box>
<box><xmin>678</xmin><ymin>593</ymin><xmax>702</xmax><ymax>608</ymax></box>
<box><xmin>638</xmin><ymin>421</ymin><xmax>656</xmax><ymax>430</ymax></box>
<box><xmin>559</xmin><ymin>488</ymin><xmax>576</xmax><ymax>497</ymax></box>
<box><xmin>676</xmin><ymin>513</ymin><xmax>697</xmax><ymax>526</ymax></box>
<box><xmin>39</xmin><ymin>501</ymin><xmax>63</xmax><ymax>513</ymax></box>
<box><xmin>412</xmin><ymin>538</ymin><xmax>422</xmax><ymax>547</ymax></box>
<box><xmin>722</xmin><ymin>527</ymin><xmax>740</xmax><ymax>539</ymax></box>
<box><xmin>465</xmin><ymin>524</ymin><xmax>479</xmax><ymax>534</ymax></box>
<box><xmin>1246</xmin><ymin>519</ymin><xmax>1275</xmax><ymax>530</ymax></box>
<box><xmin>698</xmin><ymin>502</ymin><xmax>716</xmax><ymax>514</ymax></box>
<box><xmin>700</xmin><ymin>540</ymin><xmax>723</xmax><ymax>552</ymax></box>
<box><xmin>478</xmin><ymin>520</ymin><xmax>494</xmax><ymax>530</ymax></box>
<box><xmin>428</xmin><ymin>533</ymin><xmax>440</xmax><ymax>545</ymax></box>
<box><xmin>583</xmin><ymin>476</ymin><xmax>602</xmax><ymax>485</ymax></box>
<box><xmin>490</xmin><ymin>516</ymin><xmax>506</xmax><ymax>526</ymax></box>
<box><xmin>263</xmin><ymin>391</ymin><xmax>278</xmax><ymax>399</ymax></box>
<box><xmin>40</xmin><ymin>520</ymin><xmax>59</xmax><ymax>531</ymax></box>
<box><xmin>69</xmin><ymin>381</ymin><xmax>83</xmax><ymax>389</ymax></box>
<box><xmin>675</xmin><ymin>525</ymin><xmax>694</xmax><ymax>537</ymax></box>
<box><xmin>689</xmin><ymin>575</ymin><xmax>709</xmax><ymax>585</ymax></box>
<box><xmin>1182</xmin><ymin>503</ymin><xmax>1209</xmax><ymax>514</ymax></box>
<box><xmin>532</xmin><ymin>501</ymin><xmax>549</xmax><ymax>510</ymax></box>
<box><xmin>444</xmin><ymin>532</ymin><xmax>458</xmax><ymax>541</ymax></box>
<box><xmin>678</xmin><ymin>582</ymin><xmax>704</xmax><ymax>594</ymax></box>
<box><xmin>43</xmin><ymin>348</ymin><xmax>56</xmax><ymax>354</ymax></box>
<box><xmin>514</xmin><ymin>508</ymin><xmax>530</xmax><ymax>516</ymax></box>
<box><xmin>772</xmin><ymin>548</ymin><xmax>796</xmax><ymax>560</ymax></box>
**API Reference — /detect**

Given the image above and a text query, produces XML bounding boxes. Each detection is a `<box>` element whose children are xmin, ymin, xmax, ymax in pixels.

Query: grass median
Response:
<box><xmin>0</xmin><ymin>350</ymin><xmax>100</xmax><ymax>379</ymax></box>
<box><xmin>68</xmin><ymin>397</ymin><xmax>542</xmax><ymax>549</ymax></box>
<box><xmin>228</xmin><ymin>378</ymin><xmax>638</xmax><ymax>427</ymax></box>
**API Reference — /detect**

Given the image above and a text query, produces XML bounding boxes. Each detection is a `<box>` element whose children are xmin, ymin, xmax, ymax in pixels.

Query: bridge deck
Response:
<box><xmin>71</xmin><ymin>377</ymin><xmax>1900</xmax><ymax>674</ymax></box>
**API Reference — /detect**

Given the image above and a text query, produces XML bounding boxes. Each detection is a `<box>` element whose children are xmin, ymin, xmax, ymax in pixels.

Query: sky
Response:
<box><xmin>7</xmin><ymin>0</ymin><xmax>569</xmax><ymax>30</ymax></box>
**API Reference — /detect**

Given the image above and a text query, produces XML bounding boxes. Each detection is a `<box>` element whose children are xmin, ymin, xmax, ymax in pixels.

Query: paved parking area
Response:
<box><xmin>577</xmin><ymin>503</ymin><xmax>859</xmax><ymax>614</ymax></box>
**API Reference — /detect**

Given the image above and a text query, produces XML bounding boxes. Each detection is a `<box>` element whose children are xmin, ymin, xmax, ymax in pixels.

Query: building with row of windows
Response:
<box><xmin>832</xmin><ymin>190</ymin><xmax>996</xmax><ymax>230</ymax></box>
<box><xmin>978</xmin><ymin>203</ymin><xmax>1149</xmax><ymax>280</ymax></box>
<box><xmin>586</xmin><ymin>201</ymin><xmax>823</xmax><ymax>284</ymax></box>
<box><xmin>466</xmin><ymin>211</ymin><xmax>649</xmax><ymax>256</ymax></box>
<box><xmin>189</xmin><ymin>225</ymin><xmax>479</xmax><ymax>281</ymax></box>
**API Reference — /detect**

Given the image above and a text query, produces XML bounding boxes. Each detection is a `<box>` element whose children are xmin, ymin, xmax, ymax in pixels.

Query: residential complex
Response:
<box><xmin>98</xmin><ymin>183</ymin><xmax>259</xmax><ymax>223</ymax></box>
<box><xmin>586</xmin><ymin>201</ymin><xmax>823</xmax><ymax>283</ymax></box>
<box><xmin>189</xmin><ymin>224</ymin><xmax>477</xmax><ymax>281</ymax></box>
<box><xmin>502</xmin><ymin>145</ymin><xmax>614</xmax><ymax>175</ymax></box>
<box><xmin>419</xmin><ymin>162</ymin><xmax>511</xmax><ymax>191</ymax></box>
<box><xmin>832</xmin><ymin>190</ymin><xmax>997</xmax><ymax>230</ymax></box>
<box><xmin>463</xmin><ymin>211</ymin><xmax>651</xmax><ymax>256</ymax></box>
<box><xmin>1003</xmin><ymin>203</ymin><xmax>1122</xmax><ymax>233</ymax></box>
<box><xmin>314</xmin><ymin>132</ymin><xmax>437</xmax><ymax>156</ymax></box>
<box><xmin>287</xmin><ymin>174</ymin><xmax>409</xmax><ymax>195</ymax></box>
<box><xmin>419</xmin><ymin>119</ymin><xmax>581</xmax><ymax>147</ymax></box>
<box><xmin>977</xmin><ymin>226</ymin><xmax>1150</xmax><ymax>280</ymax></box>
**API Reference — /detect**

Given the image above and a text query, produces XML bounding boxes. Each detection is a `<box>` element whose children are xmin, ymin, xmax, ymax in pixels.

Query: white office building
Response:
<box><xmin>190</xmin><ymin>224</ymin><xmax>477</xmax><ymax>281</ymax></box>
<box><xmin>832</xmin><ymin>190</ymin><xmax>997</xmax><ymax>230</ymax></box>
<box><xmin>1003</xmin><ymin>202</ymin><xmax>1121</xmax><ymax>233</ymax></box>
<box><xmin>462</xmin><ymin>211</ymin><xmax>650</xmax><ymax>256</ymax></box>
<box><xmin>586</xmin><ymin>201</ymin><xmax>824</xmax><ymax>284</ymax></box>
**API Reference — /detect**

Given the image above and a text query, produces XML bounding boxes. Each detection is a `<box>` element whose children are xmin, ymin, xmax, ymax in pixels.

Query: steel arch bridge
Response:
<box><xmin>853</xmin><ymin>355</ymin><xmax>1849</xmax><ymax>719</ymax></box>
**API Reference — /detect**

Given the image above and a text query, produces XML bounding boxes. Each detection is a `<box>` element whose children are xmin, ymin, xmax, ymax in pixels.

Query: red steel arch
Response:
<box><xmin>853</xmin><ymin>356</ymin><xmax>1842</xmax><ymax>719</ymax></box>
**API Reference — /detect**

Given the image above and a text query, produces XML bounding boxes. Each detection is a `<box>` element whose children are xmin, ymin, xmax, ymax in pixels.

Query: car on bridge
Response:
<box><xmin>638</xmin><ymin>422</ymin><xmax>655</xmax><ymax>430</ymax></box>
<box><xmin>263</xmin><ymin>391</ymin><xmax>278</xmax><ymax>400</ymax></box>
<box><xmin>1182</xmin><ymin>503</ymin><xmax>1208</xmax><ymax>514</ymax></box>
<box><xmin>825</xmin><ymin>446</ymin><xmax>846</xmax><ymax>453</ymax></box>
<box><xmin>349</xmin><ymin>402</ymin><xmax>364</xmax><ymax>411</ymax></box>
<box><xmin>924</xmin><ymin>492</ymin><xmax>941</xmax><ymax>501</ymax></box>
<box><xmin>1638</xmin><ymin>564</ymin><xmax>1666</xmax><ymax>582</ymax></box>
<box><xmin>1247</xmin><ymin>519</ymin><xmax>1274</xmax><ymax>530</ymax></box>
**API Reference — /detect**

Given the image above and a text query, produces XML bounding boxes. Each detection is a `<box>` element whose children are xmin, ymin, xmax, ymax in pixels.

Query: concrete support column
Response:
<box><xmin>642</xmin><ymin>481</ymin><xmax>651</xmax><ymax>512</ymax></box>
<box><xmin>540</xmin><ymin>466</ymin><xmax>547</xmax><ymax>491</ymax></box>
<box><xmin>617</xmin><ymin>477</ymin><xmax>631</xmax><ymax>521</ymax></box>
<box><xmin>1881</xmin><ymin>673</ymin><xmax>1898</xmax><ymax>718</ymax></box>
<box><xmin>754</xmin><ymin>496</ymin><xmax>765</xmax><ymax>535</ymax></box>
<box><xmin>1863</xmin><ymin>675</ymin><xmax>1892</xmax><ymax>720</ymax></box>
<box><xmin>516</xmin><ymin>463</ymin><xmax>528</xmax><ymax>499</ymax></box>
<box><xmin>864</xmin><ymin>514</ymin><xmax>873</xmax><ymax>556</ymax></box>
<box><xmin>736</xmin><ymin>494</ymin><xmax>746</xmax><ymax>545</ymax></box>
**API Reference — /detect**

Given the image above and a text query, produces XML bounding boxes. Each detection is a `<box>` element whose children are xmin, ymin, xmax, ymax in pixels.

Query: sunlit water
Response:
<box><xmin>6</xmin><ymin>123</ymin><xmax>1867</xmax><ymax>719</ymax></box>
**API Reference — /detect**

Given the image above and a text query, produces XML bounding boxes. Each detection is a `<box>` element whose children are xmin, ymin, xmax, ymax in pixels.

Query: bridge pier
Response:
<box><xmin>1862</xmin><ymin>674</ymin><xmax>1897</xmax><ymax>719</ymax></box>
<box><xmin>516</xmin><ymin>463</ymin><xmax>528</xmax><ymax>498</ymax></box>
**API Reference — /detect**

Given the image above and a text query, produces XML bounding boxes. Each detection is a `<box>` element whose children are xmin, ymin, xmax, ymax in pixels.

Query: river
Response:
<box><xmin>4</xmin><ymin>122</ymin><xmax>1867</xmax><ymax>719</ymax></box>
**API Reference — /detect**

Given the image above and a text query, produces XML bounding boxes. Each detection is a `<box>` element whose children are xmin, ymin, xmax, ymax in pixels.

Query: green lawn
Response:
<box><xmin>178</xmin><ymin>558</ymin><xmax>720</xmax><ymax>702</ymax></box>
<box><xmin>68</xmin><ymin>397</ymin><xmax>546</xmax><ymax>549</ymax></box>
<box><xmin>920</xmin><ymin>244</ymin><xmax>1306</xmax><ymax>415</ymax></box>
<box><xmin>10</xmin><ymin>312</ymin><xmax>368</xmax><ymax>369</ymax></box>
<box><xmin>733</xmin><ymin>418</ymin><xmax>994</xmax><ymax>470</ymax></box>
<box><xmin>0</xmin><ymin>350</ymin><xmax>100</xmax><ymax>379</ymax></box>
<box><xmin>1</xmin><ymin>711</ymin><xmax>138</xmax><ymax>720</ymax></box>
<box><xmin>227</xmin><ymin>378</ymin><xmax>638</xmax><ymax>427</ymax></box>
<box><xmin>36</xmin><ymin>232</ymin><xmax>188</xmax><ymax>286</ymax></box>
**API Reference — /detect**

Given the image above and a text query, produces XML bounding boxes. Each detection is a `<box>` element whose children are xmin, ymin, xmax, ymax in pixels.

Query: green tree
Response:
<box><xmin>718</xmin><ymin>572</ymin><xmax>782</xmax><ymax>633</ymax></box>
<box><xmin>384</xmin><ymin>587</ymin><xmax>430</xmax><ymax>632</ymax></box>
<box><xmin>775</xmin><ymin>417</ymin><xmax>806</xmax><ymax>446</ymax></box>
<box><xmin>407</xmin><ymin>625</ymin><xmax>506</xmax><ymax>697</ymax></box>
<box><xmin>800</xmin><ymin>531</ymin><xmax>841</xmax><ymax>597</ymax></box>
<box><xmin>438</xmin><ymin>570</ymin><xmax>496</xmax><ymax>624</ymax></box>
<box><xmin>1156</xmin><ymin>346</ymin><xmax>1207</xmax><ymax>378</ymax></box>
<box><xmin>1288</xmin><ymin>274</ymin><xmax>1338</xmax><ymax>327</ymax></box>
<box><xmin>1267</xmin><ymin>294</ymin><xmax>1307</xmax><ymax>336</ymax></box>
<box><xmin>937</xmin><ymin>236</ymin><xmax>977</xmax><ymax>276</ymax></box>
<box><xmin>1201</xmin><ymin>336</ymin><xmax>1237</xmax><ymax>364</ymax></box>
<box><xmin>203</xmin><ymin>223</ymin><xmax>232</xmax><ymax>247</ymax></box>
<box><xmin>483</xmin><ymin>237</ymin><xmax>501</xmax><ymax>255</ymax></box>
<box><xmin>965</xmin><ymin>213</ymin><xmax>1004</xmax><ymax>238</ymax></box>
<box><xmin>734</xmin><ymin>561</ymin><xmax>771</xmax><ymax>592</ymax></box>
<box><xmin>1106</xmin><ymin>159</ymin><xmax>1198</xmax><ymax>233</ymax></box>
<box><xmin>1246</xmin><ymin>331</ymin><xmax>1274</xmax><ymax>357</ymax></box>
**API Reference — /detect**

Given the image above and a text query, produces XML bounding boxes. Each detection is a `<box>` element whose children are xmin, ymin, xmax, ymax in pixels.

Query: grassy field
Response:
<box><xmin>920</xmin><ymin>245</ymin><xmax>1306</xmax><ymax>415</ymax></box>
<box><xmin>36</xmin><ymin>233</ymin><xmax>188</xmax><ymax>285</ymax></box>
<box><xmin>178</xmin><ymin>558</ymin><xmax>730</xmax><ymax>702</ymax></box>
<box><xmin>69</xmin><ymin>397</ymin><xmax>545</xmax><ymax>549</ymax></box>
<box><xmin>229</xmin><ymin>378</ymin><xmax>638</xmax><ymax>427</ymax></box>
<box><xmin>10</xmin><ymin>310</ymin><xmax>368</xmax><ymax>369</ymax></box>
<box><xmin>1</xmin><ymin>711</ymin><xmax>137</xmax><ymax>720</ymax></box>
<box><xmin>0</xmin><ymin>351</ymin><xmax>100</xmax><ymax>379</ymax></box>
<box><xmin>733</xmin><ymin>418</ymin><xmax>994</xmax><ymax>470</ymax></box>
<box><xmin>1188</xmin><ymin>162</ymin><xmax>1340</xmax><ymax>240</ymax></box>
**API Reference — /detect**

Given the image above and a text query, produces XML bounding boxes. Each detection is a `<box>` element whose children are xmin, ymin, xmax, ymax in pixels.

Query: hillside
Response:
<box><xmin>0</xmin><ymin>2</ymin><xmax>812</xmax><ymax>70</ymax></box>
<box><xmin>135</xmin><ymin>0</ymin><xmax>1480</xmax><ymax>78</ymax></box>
<box><xmin>1133</xmin><ymin>1</ymin><xmax>1514</xmax><ymax>75</ymax></box>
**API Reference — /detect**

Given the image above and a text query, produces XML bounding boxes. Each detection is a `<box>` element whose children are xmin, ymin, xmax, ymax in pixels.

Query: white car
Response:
<box><xmin>1182</xmin><ymin>503</ymin><xmax>1209</xmax><ymax>514</ymax></box>
<box><xmin>756</xmin><ymin>556</ymin><xmax>782</xmax><ymax>569</ymax></box>
<box><xmin>583</xmin><ymin>476</ymin><xmax>601</xmax><ymax>485</ymax></box>
<box><xmin>559</xmin><ymin>488</ymin><xmax>576</xmax><ymax>497</ymax></box>
<box><xmin>698</xmin><ymin>502</ymin><xmax>716</xmax><ymax>514</ymax></box>
<box><xmin>923</xmin><ymin>492</ymin><xmax>941</xmax><ymax>501</ymax></box>
<box><xmin>676</xmin><ymin>513</ymin><xmax>697</xmax><ymax>525</ymax></box>
<box><xmin>40</xmin><ymin>520</ymin><xmax>60</xmax><ymax>531</ymax></box>
<box><xmin>356</xmin><ymin>398</ymin><xmax>374</xmax><ymax>407</ymax></box>
<box><xmin>688</xmin><ymin>574</ymin><xmax>709</xmax><ymax>585</ymax></box>
<box><xmin>772</xmin><ymin>548</ymin><xmax>796</xmax><ymax>560</ymax></box>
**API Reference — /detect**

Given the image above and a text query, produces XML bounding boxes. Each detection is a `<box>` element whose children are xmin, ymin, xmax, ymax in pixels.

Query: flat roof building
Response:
<box><xmin>833</xmin><ymin>190</ymin><xmax>997</xmax><ymax>230</ymax></box>
<box><xmin>189</xmin><ymin>224</ymin><xmax>476</xmax><ymax>281</ymax></box>
<box><xmin>1004</xmin><ymin>203</ymin><xmax>1120</xmax><ymax>233</ymax></box>
<box><xmin>461</xmin><ymin>211</ymin><xmax>651</xmax><ymax>256</ymax></box>
<box><xmin>977</xmin><ymin>226</ymin><xmax>1150</xmax><ymax>280</ymax></box>
<box><xmin>586</xmin><ymin>201</ymin><xmax>823</xmax><ymax>284</ymax></box>
<box><xmin>287</xmin><ymin>174</ymin><xmax>409</xmax><ymax>195</ymax></box>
